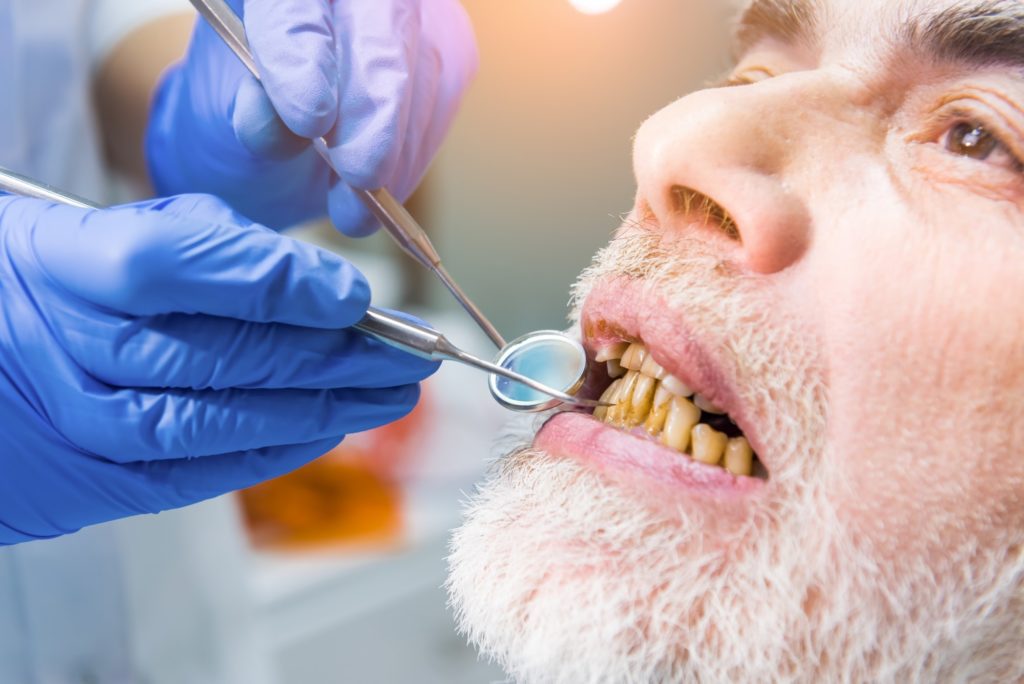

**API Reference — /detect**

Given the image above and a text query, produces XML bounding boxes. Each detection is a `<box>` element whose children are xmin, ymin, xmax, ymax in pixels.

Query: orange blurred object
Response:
<box><xmin>239</xmin><ymin>386</ymin><xmax>432</xmax><ymax>550</ymax></box>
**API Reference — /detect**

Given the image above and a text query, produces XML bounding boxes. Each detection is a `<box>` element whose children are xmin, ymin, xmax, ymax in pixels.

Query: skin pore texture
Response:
<box><xmin>447</xmin><ymin>0</ymin><xmax>1024</xmax><ymax>681</ymax></box>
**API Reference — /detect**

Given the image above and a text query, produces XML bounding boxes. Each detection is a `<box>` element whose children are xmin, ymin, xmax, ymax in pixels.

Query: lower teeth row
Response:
<box><xmin>592</xmin><ymin>344</ymin><xmax>755</xmax><ymax>477</ymax></box>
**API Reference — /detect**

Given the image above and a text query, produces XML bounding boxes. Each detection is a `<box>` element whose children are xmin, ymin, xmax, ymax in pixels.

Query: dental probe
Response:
<box><xmin>0</xmin><ymin>166</ymin><xmax>603</xmax><ymax>410</ymax></box>
<box><xmin>186</xmin><ymin>0</ymin><xmax>507</xmax><ymax>350</ymax></box>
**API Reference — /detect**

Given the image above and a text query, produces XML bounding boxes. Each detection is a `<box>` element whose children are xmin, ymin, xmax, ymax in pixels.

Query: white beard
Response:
<box><xmin>447</xmin><ymin>226</ymin><xmax>1024</xmax><ymax>683</ymax></box>
<box><xmin>447</xmin><ymin>446</ymin><xmax>1024</xmax><ymax>683</ymax></box>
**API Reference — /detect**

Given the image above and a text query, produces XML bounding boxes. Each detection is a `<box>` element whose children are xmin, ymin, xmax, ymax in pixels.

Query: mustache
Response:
<box><xmin>567</xmin><ymin>204</ymin><xmax>830</xmax><ymax>487</ymax></box>
<box><xmin>569</xmin><ymin>205</ymin><xmax>742</xmax><ymax>323</ymax></box>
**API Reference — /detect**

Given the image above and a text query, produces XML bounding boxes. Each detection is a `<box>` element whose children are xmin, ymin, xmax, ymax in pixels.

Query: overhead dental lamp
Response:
<box><xmin>568</xmin><ymin>0</ymin><xmax>622</xmax><ymax>14</ymax></box>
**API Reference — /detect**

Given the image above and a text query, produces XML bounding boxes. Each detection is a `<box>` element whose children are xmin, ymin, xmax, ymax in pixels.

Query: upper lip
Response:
<box><xmin>577</xmin><ymin>276</ymin><xmax>770</xmax><ymax>473</ymax></box>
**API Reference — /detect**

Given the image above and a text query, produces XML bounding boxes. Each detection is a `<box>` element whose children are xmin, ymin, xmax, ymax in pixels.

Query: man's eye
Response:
<box><xmin>940</xmin><ymin>121</ymin><xmax>1022</xmax><ymax>172</ymax></box>
<box><xmin>944</xmin><ymin>122</ymin><xmax>998</xmax><ymax>159</ymax></box>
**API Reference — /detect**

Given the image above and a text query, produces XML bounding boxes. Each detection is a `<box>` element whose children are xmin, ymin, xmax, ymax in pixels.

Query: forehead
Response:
<box><xmin>735</xmin><ymin>0</ymin><xmax>1024</xmax><ymax>69</ymax></box>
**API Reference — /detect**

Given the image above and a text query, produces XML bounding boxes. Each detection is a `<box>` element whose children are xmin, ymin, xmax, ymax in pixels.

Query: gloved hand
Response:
<box><xmin>0</xmin><ymin>193</ymin><xmax>438</xmax><ymax>544</ymax></box>
<box><xmin>147</xmin><ymin>0</ymin><xmax>478</xmax><ymax>235</ymax></box>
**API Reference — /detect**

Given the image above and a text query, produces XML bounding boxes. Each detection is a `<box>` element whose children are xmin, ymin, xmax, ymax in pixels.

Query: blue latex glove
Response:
<box><xmin>0</xmin><ymin>193</ymin><xmax>439</xmax><ymax>544</ymax></box>
<box><xmin>147</xmin><ymin>0</ymin><xmax>478</xmax><ymax>235</ymax></box>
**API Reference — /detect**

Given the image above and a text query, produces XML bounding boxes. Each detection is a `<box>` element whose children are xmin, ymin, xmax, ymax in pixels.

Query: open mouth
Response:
<box><xmin>581</xmin><ymin>339</ymin><xmax>766</xmax><ymax>480</ymax></box>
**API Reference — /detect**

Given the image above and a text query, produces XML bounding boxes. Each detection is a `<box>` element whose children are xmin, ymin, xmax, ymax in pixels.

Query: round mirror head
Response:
<box><xmin>488</xmin><ymin>330</ymin><xmax>588</xmax><ymax>412</ymax></box>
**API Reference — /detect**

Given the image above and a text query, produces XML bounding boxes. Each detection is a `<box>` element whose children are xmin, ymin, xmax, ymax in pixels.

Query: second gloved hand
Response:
<box><xmin>147</xmin><ymin>0</ymin><xmax>478</xmax><ymax>235</ymax></box>
<box><xmin>0</xmin><ymin>193</ymin><xmax>438</xmax><ymax>544</ymax></box>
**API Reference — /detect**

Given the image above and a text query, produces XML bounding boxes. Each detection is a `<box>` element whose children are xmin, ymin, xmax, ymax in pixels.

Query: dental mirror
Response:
<box><xmin>489</xmin><ymin>331</ymin><xmax>589</xmax><ymax>412</ymax></box>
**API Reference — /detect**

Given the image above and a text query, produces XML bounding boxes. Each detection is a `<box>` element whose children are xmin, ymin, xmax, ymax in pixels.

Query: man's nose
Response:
<box><xmin>633</xmin><ymin>79</ymin><xmax>818</xmax><ymax>274</ymax></box>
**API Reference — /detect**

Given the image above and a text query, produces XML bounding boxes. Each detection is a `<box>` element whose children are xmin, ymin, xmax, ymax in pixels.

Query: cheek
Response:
<box><xmin>806</xmin><ymin>205</ymin><xmax>1024</xmax><ymax>556</ymax></box>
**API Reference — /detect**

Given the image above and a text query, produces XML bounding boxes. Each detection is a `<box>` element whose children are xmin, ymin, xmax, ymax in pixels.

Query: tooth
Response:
<box><xmin>621</xmin><ymin>343</ymin><xmax>647</xmax><ymax>371</ymax></box>
<box><xmin>644</xmin><ymin>400</ymin><xmax>670</xmax><ymax>435</ymax></box>
<box><xmin>645</xmin><ymin>382</ymin><xmax>674</xmax><ymax>434</ymax></box>
<box><xmin>606</xmin><ymin>359</ymin><xmax>626</xmax><ymax>379</ymax></box>
<box><xmin>694</xmin><ymin>393</ymin><xmax>725</xmax><ymax>414</ymax></box>
<box><xmin>661</xmin><ymin>396</ymin><xmax>701</xmax><ymax>452</ymax></box>
<box><xmin>608</xmin><ymin>371</ymin><xmax>640</xmax><ymax>425</ymax></box>
<box><xmin>599</xmin><ymin>378</ymin><xmax>624</xmax><ymax>403</ymax></box>
<box><xmin>594</xmin><ymin>342</ymin><xmax>629</xmax><ymax>362</ymax></box>
<box><xmin>594</xmin><ymin>378</ymin><xmax>623</xmax><ymax>421</ymax></box>
<box><xmin>640</xmin><ymin>353</ymin><xmax>667</xmax><ymax>380</ymax></box>
<box><xmin>661</xmin><ymin>374</ymin><xmax>693</xmax><ymax>398</ymax></box>
<box><xmin>691</xmin><ymin>424</ymin><xmax>727</xmax><ymax>465</ymax></box>
<box><xmin>628</xmin><ymin>373</ymin><xmax>656</xmax><ymax>425</ymax></box>
<box><xmin>619</xmin><ymin>343</ymin><xmax>636</xmax><ymax>370</ymax></box>
<box><xmin>724</xmin><ymin>436</ymin><xmax>753</xmax><ymax>476</ymax></box>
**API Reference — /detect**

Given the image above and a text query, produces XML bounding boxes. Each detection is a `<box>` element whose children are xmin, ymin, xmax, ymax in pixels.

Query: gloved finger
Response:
<box><xmin>129</xmin><ymin>436</ymin><xmax>345</xmax><ymax>511</ymax></box>
<box><xmin>17</xmin><ymin>437</ymin><xmax>344</xmax><ymax>529</ymax></box>
<box><xmin>231</xmin><ymin>75</ymin><xmax>309</xmax><ymax>159</ymax></box>
<box><xmin>327</xmin><ymin>181</ymin><xmax>379</xmax><ymax>237</ymax></box>
<box><xmin>62</xmin><ymin>312</ymin><xmax>439</xmax><ymax>390</ymax></box>
<box><xmin>327</xmin><ymin>0</ymin><xmax>421</xmax><ymax>190</ymax></box>
<box><xmin>243</xmin><ymin>0</ymin><xmax>338</xmax><ymax>139</ymax></box>
<box><xmin>26</xmin><ymin>194</ymin><xmax>368</xmax><ymax>328</ymax></box>
<box><xmin>395</xmin><ymin>1</ymin><xmax>480</xmax><ymax>202</ymax></box>
<box><xmin>51</xmin><ymin>380</ymin><xmax>421</xmax><ymax>462</ymax></box>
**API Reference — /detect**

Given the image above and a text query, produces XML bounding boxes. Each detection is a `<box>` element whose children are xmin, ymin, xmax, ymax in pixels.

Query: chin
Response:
<box><xmin>446</xmin><ymin>230</ymin><xmax>1024</xmax><ymax>683</ymax></box>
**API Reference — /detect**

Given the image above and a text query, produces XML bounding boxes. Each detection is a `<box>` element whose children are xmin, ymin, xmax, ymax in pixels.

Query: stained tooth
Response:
<box><xmin>694</xmin><ymin>393</ymin><xmax>725</xmax><ymax>415</ymax></box>
<box><xmin>661</xmin><ymin>374</ymin><xmax>693</xmax><ymax>398</ymax></box>
<box><xmin>607</xmin><ymin>371</ymin><xmax>640</xmax><ymax>425</ymax></box>
<box><xmin>644</xmin><ymin>401</ymin><xmax>670</xmax><ymax>435</ymax></box>
<box><xmin>653</xmin><ymin>383</ymin><xmax>673</xmax><ymax>408</ymax></box>
<box><xmin>661</xmin><ymin>397</ymin><xmax>701</xmax><ymax>452</ymax></box>
<box><xmin>621</xmin><ymin>343</ymin><xmax>647</xmax><ymax>371</ymax></box>
<box><xmin>724</xmin><ymin>436</ymin><xmax>753</xmax><ymax>476</ymax></box>
<box><xmin>606</xmin><ymin>358</ymin><xmax>626</xmax><ymax>379</ymax></box>
<box><xmin>691</xmin><ymin>424</ymin><xmax>727</xmax><ymax>465</ymax></box>
<box><xmin>594</xmin><ymin>342</ymin><xmax>629</xmax><ymax>362</ymax></box>
<box><xmin>628</xmin><ymin>374</ymin><xmax>656</xmax><ymax>425</ymax></box>
<box><xmin>640</xmin><ymin>354</ymin><xmax>667</xmax><ymax>380</ymax></box>
<box><xmin>619</xmin><ymin>343</ymin><xmax>636</xmax><ymax>370</ymax></box>
<box><xmin>595</xmin><ymin>378</ymin><xmax>623</xmax><ymax>420</ymax></box>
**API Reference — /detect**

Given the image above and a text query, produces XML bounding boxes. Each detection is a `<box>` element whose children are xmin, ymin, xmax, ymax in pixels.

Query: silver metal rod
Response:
<box><xmin>353</xmin><ymin>309</ymin><xmax>602</xmax><ymax>408</ymax></box>
<box><xmin>0</xmin><ymin>168</ymin><xmax>96</xmax><ymax>209</ymax></box>
<box><xmin>188</xmin><ymin>0</ymin><xmax>507</xmax><ymax>350</ymax></box>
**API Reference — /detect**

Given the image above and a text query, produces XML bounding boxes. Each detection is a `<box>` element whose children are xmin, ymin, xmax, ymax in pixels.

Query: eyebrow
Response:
<box><xmin>734</xmin><ymin>0</ymin><xmax>1024</xmax><ymax>71</ymax></box>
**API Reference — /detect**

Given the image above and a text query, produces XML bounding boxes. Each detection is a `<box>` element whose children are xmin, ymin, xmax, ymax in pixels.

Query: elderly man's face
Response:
<box><xmin>448</xmin><ymin>0</ymin><xmax>1024</xmax><ymax>680</ymax></box>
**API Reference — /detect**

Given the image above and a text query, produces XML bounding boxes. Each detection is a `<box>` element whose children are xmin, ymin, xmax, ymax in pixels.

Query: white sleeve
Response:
<box><xmin>88</xmin><ymin>0</ymin><xmax>195</xmax><ymax>71</ymax></box>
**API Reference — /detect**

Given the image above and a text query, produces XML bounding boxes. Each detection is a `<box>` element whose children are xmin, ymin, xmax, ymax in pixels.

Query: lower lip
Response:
<box><xmin>535</xmin><ymin>412</ymin><xmax>766</xmax><ymax>499</ymax></box>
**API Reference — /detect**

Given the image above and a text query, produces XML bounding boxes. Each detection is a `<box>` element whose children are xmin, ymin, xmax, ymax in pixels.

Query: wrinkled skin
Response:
<box><xmin>447</xmin><ymin>0</ymin><xmax>1024</xmax><ymax>681</ymax></box>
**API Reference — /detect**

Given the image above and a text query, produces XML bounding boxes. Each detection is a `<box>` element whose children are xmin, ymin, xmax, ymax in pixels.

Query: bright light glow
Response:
<box><xmin>568</xmin><ymin>0</ymin><xmax>622</xmax><ymax>15</ymax></box>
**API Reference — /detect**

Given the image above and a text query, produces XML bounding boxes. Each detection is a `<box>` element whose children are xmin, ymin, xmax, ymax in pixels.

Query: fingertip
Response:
<box><xmin>328</xmin><ymin>184</ymin><xmax>381</xmax><ymax>237</ymax></box>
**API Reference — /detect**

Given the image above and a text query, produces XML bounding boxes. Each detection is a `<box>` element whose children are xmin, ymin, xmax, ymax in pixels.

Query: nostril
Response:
<box><xmin>670</xmin><ymin>185</ymin><xmax>740</xmax><ymax>241</ymax></box>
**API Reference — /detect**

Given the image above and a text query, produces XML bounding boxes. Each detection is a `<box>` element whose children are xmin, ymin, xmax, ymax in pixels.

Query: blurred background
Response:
<box><xmin>328</xmin><ymin>0</ymin><xmax>735</xmax><ymax>337</ymax></box>
<box><xmin>1</xmin><ymin>2</ymin><xmax>736</xmax><ymax>683</ymax></box>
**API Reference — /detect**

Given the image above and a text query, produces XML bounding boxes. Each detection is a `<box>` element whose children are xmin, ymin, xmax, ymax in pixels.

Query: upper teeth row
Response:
<box><xmin>594</xmin><ymin>341</ymin><xmax>724</xmax><ymax>414</ymax></box>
